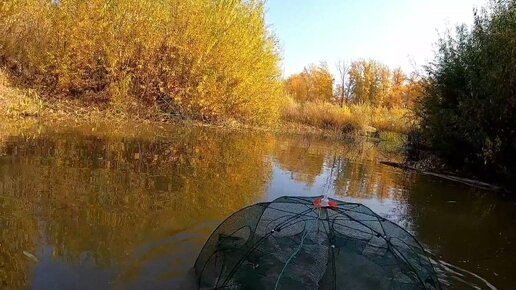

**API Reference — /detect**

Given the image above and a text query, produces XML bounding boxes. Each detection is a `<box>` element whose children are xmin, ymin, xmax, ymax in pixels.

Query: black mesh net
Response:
<box><xmin>194</xmin><ymin>196</ymin><xmax>440</xmax><ymax>289</ymax></box>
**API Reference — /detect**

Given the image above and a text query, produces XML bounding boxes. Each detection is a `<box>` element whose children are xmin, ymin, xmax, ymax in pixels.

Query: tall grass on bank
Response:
<box><xmin>282</xmin><ymin>99</ymin><xmax>412</xmax><ymax>134</ymax></box>
<box><xmin>0</xmin><ymin>70</ymin><xmax>44</xmax><ymax>118</ymax></box>
<box><xmin>0</xmin><ymin>0</ymin><xmax>283</xmax><ymax>125</ymax></box>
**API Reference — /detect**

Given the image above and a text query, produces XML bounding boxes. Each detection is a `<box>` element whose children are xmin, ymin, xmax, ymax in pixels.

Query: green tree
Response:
<box><xmin>416</xmin><ymin>1</ymin><xmax>516</xmax><ymax>188</ymax></box>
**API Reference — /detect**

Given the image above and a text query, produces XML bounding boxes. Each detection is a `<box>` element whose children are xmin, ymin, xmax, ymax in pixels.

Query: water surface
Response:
<box><xmin>0</xmin><ymin>123</ymin><xmax>514</xmax><ymax>289</ymax></box>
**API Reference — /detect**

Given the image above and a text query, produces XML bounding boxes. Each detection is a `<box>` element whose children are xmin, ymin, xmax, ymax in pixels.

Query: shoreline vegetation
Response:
<box><xmin>0</xmin><ymin>0</ymin><xmax>419</xmax><ymax>136</ymax></box>
<box><xmin>0</xmin><ymin>68</ymin><xmax>411</xmax><ymax>138</ymax></box>
<box><xmin>1</xmin><ymin>70</ymin><xmax>503</xmax><ymax>193</ymax></box>
<box><xmin>0</xmin><ymin>67</ymin><xmax>508</xmax><ymax>193</ymax></box>
<box><xmin>1</xmin><ymin>0</ymin><xmax>514</xmax><ymax>191</ymax></box>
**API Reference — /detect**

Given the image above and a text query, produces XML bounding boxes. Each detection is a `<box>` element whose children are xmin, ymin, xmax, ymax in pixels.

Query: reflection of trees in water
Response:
<box><xmin>273</xmin><ymin>136</ymin><xmax>326</xmax><ymax>185</ymax></box>
<box><xmin>273</xmin><ymin>134</ymin><xmax>410</xmax><ymax>201</ymax></box>
<box><xmin>272</xmin><ymin>134</ymin><xmax>516</xmax><ymax>288</ymax></box>
<box><xmin>0</xmin><ymin>126</ymin><xmax>422</xmax><ymax>289</ymax></box>
<box><xmin>0</xmin><ymin>126</ymin><xmax>274</xmax><ymax>289</ymax></box>
<box><xmin>330</xmin><ymin>154</ymin><xmax>410</xmax><ymax>201</ymax></box>
<box><xmin>0</xmin><ymin>195</ymin><xmax>38</xmax><ymax>289</ymax></box>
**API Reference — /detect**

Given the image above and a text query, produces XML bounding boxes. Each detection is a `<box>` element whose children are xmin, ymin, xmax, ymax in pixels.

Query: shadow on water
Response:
<box><xmin>0</xmin><ymin>124</ymin><xmax>514</xmax><ymax>289</ymax></box>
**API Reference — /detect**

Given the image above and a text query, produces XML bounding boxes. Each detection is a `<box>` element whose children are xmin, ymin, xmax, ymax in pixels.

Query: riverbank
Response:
<box><xmin>1</xmin><ymin>73</ymin><xmax>507</xmax><ymax>193</ymax></box>
<box><xmin>0</xmin><ymin>69</ymin><xmax>441</xmax><ymax>189</ymax></box>
<box><xmin>0</xmin><ymin>70</ymin><xmax>411</xmax><ymax>141</ymax></box>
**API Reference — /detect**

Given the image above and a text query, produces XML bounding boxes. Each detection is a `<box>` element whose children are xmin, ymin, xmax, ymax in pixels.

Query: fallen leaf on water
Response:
<box><xmin>23</xmin><ymin>251</ymin><xmax>39</xmax><ymax>262</ymax></box>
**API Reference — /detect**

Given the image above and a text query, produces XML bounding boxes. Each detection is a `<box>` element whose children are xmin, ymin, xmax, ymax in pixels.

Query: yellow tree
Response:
<box><xmin>285</xmin><ymin>63</ymin><xmax>334</xmax><ymax>103</ymax></box>
<box><xmin>377</xmin><ymin>65</ymin><xmax>392</xmax><ymax>107</ymax></box>
<box><xmin>383</xmin><ymin>68</ymin><xmax>407</xmax><ymax>108</ymax></box>
<box><xmin>403</xmin><ymin>75</ymin><xmax>424</xmax><ymax>109</ymax></box>
<box><xmin>348</xmin><ymin>60</ymin><xmax>391</xmax><ymax>106</ymax></box>
<box><xmin>285</xmin><ymin>74</ymin><xmax>310</xmax><ymax>102</ymax></box>
<box><xmin>339</xmin><ymin>59</ymin><xmax>416</xmax><ymax>108</ymax></box>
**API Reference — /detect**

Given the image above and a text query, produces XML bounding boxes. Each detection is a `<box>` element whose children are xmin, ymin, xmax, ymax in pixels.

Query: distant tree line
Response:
<box><xmin>285</xmin><ymin>60</ymin><xmax>423</xmax><ymax>109</ymax></box>
<box><xmin>284</xmin><ymin>63</ymin><xmax>334</xmax><ymax>103</ymax></box>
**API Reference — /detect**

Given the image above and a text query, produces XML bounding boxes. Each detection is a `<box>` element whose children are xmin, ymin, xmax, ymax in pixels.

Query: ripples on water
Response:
<box><xmin>0</xmin><ymin>123</ymin><xmax>514</xmax><ymax>289</ymax></box>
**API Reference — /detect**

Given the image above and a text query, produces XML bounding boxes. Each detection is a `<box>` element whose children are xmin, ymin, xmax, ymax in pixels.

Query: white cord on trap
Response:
<box><xmin>320</xmin><ymin>195</ymin><xmax>330</xmax><ymax>207</ymax></box>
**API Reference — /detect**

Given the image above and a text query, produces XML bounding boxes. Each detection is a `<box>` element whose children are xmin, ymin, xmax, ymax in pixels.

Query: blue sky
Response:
<box><xmin>265</xmin><ymin>0</ymin><xmax>486</xmax><ymax>77</ymax></box>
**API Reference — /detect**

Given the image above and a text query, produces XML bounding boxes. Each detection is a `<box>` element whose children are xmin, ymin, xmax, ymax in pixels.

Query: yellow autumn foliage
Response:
<box><xmin>285</xmin><ymin>63</ymin><xmax>334</xmax><ymax>103</ymax></box>
<box><xmin>0</xmin><ymin>0</ymin><xmax>283</xmax><ymax>125</ymax></box>
<box><xmin>282</xmin><ymin>99</ymin><xmax>412</xmax><ymax>134</ymax></box>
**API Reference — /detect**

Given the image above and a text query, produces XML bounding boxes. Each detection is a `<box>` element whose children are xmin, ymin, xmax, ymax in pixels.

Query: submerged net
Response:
<box><xmin>195</xmin><ymin>196</ymin><xmax>440</xmax><ymax>289</ymax></box>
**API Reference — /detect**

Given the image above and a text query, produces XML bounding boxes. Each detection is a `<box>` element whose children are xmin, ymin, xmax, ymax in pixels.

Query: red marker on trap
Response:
<box><xmin>313</xmin><ymin>197</ymin><xmax>338</xmax><ymax>209</ymax></box>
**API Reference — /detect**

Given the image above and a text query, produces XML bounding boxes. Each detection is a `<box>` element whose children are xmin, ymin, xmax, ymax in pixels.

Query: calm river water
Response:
<box><xmin>0</xmin><ymin>123</ymin><xmax>514</xmax><ymax>289</ymax></box>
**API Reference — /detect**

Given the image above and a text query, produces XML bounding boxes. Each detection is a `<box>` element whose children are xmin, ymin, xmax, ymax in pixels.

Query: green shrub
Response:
<box><xmin>416</xmin><ymin>1</ymin><xmax>516</xmax><ymax>186</ymax></box>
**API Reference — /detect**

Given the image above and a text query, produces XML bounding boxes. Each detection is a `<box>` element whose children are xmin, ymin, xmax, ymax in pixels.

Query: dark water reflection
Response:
<box><xmin>0</xmin><ymin>124</ymin><xmax>514</xmax><ymax>289</ymax></box>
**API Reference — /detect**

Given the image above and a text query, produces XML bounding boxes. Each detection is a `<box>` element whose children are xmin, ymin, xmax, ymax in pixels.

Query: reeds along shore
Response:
<box><xmin>282</xmin><ymin>100</ymin><xmax>413</xmax><ymax>135</ymax></box>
